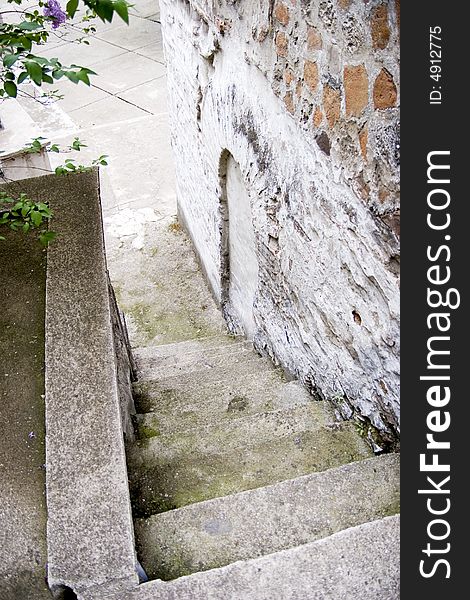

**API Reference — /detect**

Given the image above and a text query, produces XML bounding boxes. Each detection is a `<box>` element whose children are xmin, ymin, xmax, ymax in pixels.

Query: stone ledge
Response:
<box><xmin>2</xmin><ymin>171</ymin><xmax>139</xmax><ymax>597</ymax></box>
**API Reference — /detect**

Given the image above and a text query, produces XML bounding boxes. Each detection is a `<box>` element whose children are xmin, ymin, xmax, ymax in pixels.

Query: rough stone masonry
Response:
<box><xmin>159</xmin><ymin>0</ymin><xmax>400</xmax><ymax>446</ymax></box>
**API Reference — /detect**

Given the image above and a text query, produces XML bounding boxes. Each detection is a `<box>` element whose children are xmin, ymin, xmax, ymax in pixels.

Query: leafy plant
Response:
<box><xmin>0</xmin><ymin>0</ymin><xmax>130</xmax><ymax>242</ymax></box>
<box><xmin>0</xmin><ymin>191</ymin><xmax>55</xmax><ymax>244</ymax></box>
<box><xmin>1</xmin><ymin>0</ymin><xmax>130</xmax><ymax>99</ymax></box>
<box><xmin>54</xmin><ymin>153</ymin><xmax>108</xmax><ymax>174</ymax></box>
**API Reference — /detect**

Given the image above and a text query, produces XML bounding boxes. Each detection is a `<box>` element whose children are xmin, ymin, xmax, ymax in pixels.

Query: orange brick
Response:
<box><xmin>284</xmin><ymin>68</ymin><xmax>295</xmax><ymax>85</ymax></box>
<box><xmin>304</xmin><ymin>60</ymin><xmax>319</xmax><ymax>92</ymax></box>
<box><xmin>313</xmin><ymin>106</ymin><xmax>323</xmax><ymax>127</ymax></box>
<box><xmin>371</xmin><ymin>4</ymin><xmax>390</xmax><ymax>49</ymax></box>
<box><xmin>373</xmin><ymin>68</ymin><xmax>397</xmax><ymax>109</ymax></box>
<box><xmin>323</xmin><ymin>84</ymin><xmax>341</xmax><ymax>128</ymax></box>
<box><xmin>274</xmin><ymin>2</ymin><xmax>290</xmax><ymax>26</ymax></box>
<box><xmin>307</xmin><ymin>26</ymin><xmax>322</xmax><ymax>51</ymax></box>
<box><xmin>359</xmin><ymin>127</ymin><xmax>368</xmax><ymax>159</ymax></box>
<box><xmin>284</xmin><ymin>92</ymin><xmax>295</xmax><ymax>114</ymax></box>
<box><xmin>344</xmin><ymin>64</ymin><xmax>369</xmax><ymax>117</ymax></box>
<box><xmin>275</xmin><ymin>31</ymin><xmax>288</xmax><ymax>57</ymax></box>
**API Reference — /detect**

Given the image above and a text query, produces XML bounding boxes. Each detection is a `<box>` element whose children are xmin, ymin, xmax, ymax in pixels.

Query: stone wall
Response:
<box><xmin>159</xmin><ymin>0</ymin><xmax>400</xmax><ymax>446</ymax></box>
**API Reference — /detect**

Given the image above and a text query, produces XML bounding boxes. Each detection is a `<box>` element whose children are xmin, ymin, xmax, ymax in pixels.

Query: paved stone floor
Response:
<box><xmin>12</xmin><ymin>0</ymin><xmax>224</xmax><ymax>347</ymax></box>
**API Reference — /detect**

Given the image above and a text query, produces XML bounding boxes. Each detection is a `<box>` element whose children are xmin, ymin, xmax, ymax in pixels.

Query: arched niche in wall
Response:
<box><xmin>219</xmin><ymin>151</ymin><xmax>259</xmax><ymax>340</ymax></box>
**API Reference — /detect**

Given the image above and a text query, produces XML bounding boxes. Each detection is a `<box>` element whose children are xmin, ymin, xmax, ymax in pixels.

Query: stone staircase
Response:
<box><xmin>125</xmin><ymin>334</ymin><xmax>400</xmax><ymax>596</ymax></box>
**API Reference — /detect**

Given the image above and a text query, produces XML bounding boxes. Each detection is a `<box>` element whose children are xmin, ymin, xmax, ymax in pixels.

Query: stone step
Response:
<box><xmin>133</xmin><ymin>357</ymin><xmax>289</xmax><ymax>416</ymax></box>
<box><xmin>127</xmin><ymin>410</ymin><xmax>372</xmax><ymax>517</ymax></box>
<box><xmin>133</xmin><ymin>340</ymin><xmax>273</xmax><ymax>382</ymax></box>
<box><xmin>120</xmin><ymin>516</ymin><xmax>400</xmax><ymax>600</ymax></box>
<box><xmin>134</xmin><ymin>345</ymin><xmax>255</xmax><ymax>380</ymax></box>
<box><xmin>133</xmin><ymin>378</ymin><xmax>315</xmax><ymax>435</ymax></box>
<box><xmin>133</xmin><ymin>335</ymin><xmax>246</xmax><ymax>363</ymax></box>
<box><xmin>134</xmin><ymin>401</ymin><xmax>336</xmax><ymax>450</ymax></box>
<box><xmin>135</xmin><ymin>454</ymin><xmax>400</xmax><ymax>581</ymax></box>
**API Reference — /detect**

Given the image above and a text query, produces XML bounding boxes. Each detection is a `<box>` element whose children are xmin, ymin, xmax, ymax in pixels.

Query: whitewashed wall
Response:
<box><xmin>160</xmin><ymin>0</ymin><xmax>400</xmax><ymax>447</ymax></box>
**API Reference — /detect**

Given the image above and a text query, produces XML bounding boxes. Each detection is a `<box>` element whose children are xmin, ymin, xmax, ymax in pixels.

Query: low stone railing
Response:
<box><xmin>2</xmin><ymin>170</ymin><xmax>141</xmax><ymax>599</ymax></box>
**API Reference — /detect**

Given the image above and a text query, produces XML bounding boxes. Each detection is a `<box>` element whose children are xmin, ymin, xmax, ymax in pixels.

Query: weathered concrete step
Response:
<box><xmin>135</xmin><ymin>454</ymin><xmax>400</xmax><ymax>581</ymax></box>
<box><xmin>120</xmin><ymin>516</ymin><xmax>400</xmax><ymax>600</ymax></box>
<box><xmin>133</xmin><ymin>336</ymin><xmax>253</xmax><ymax>379</ymax></box>
<box><xmin>127</xmin><ymin>419</ymin><xmax>372</xmax><ymax>517</ymax></box>
<box><xmin>133</xmin><ymin>335</ymin><xmax>245</xmax><ymax>362</ymax></box>
<box><xmin>134</xmin><ymin>342</ymin><xmax>273</xmax><ymax>382</ymax></box>
<box><xmin>133</xmin><ymin>378</ymin><xmax>315</xmax><ymax>435</ymax></box>
<box><xmin>133</xmin><ymin>355</ymin><xmax>287</xmax><ymax>412</ymax></box>
<box><xmin>134</xmin><ymin>402</ymin><xmax>336</xmax><ymax>451</ymax></box>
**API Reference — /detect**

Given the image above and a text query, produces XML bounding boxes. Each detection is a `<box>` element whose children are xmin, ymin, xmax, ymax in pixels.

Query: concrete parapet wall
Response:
<box><xmin>2</xmin><ymin>171</ymin><xmax>139</xmax><ymax>597</ymax></box>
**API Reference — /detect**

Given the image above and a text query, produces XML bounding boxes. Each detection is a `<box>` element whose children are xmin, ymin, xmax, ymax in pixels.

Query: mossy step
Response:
<box><xmin>135</xmin><ymin>454</ymin><xmax>400</xmax><ymax>581</ymax></box>
<box><xmin>134</xmin><ymin>343</ymin><xmax>272</xmax><ymax>382</ymax></box>
<box><xmin>133</xmin><ymin>378</ymin><xmax>314</xmax><ymax>435</ymax></box>
<box><xmin>133</xmin><ymin>351</ymin><xmax>282</xmax><ymax>400</ymax></box>
<box><xmin>133</xmin><ymin>337</ymin><xmax>252</xmax><ymax>379</ymax></box>
<box><xmin>127</xmin><ymin>419</ymin><xmax>372</xmax><ymax>517</ymax></box>
<box><xmin>133</xmin><ymin>335</ymin><xmax>246</xmax><ymax>362</ymax></box>
<box><xmin>122</xmin><ymin>516</ymin><xmax>400</xmax><ymax>600</ymax></box>
<box><xmin>134</xmin><ymin>402</ymin><xmax>335</xmax><ymax>451</ymax></box>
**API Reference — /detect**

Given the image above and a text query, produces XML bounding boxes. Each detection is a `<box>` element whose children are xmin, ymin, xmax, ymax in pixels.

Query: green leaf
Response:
<box><xmin>3</xmin><ymin>54</ymin><xmax>18</xmax><ymax>69</ymax></box>
<box><xmin>4</xmin><ymin>81</ymin><xmax>17</xmax><ymax>98</ymax></box>
<box><xmin>31</xmin><ymin>211</ymin><xmax>43</xmax><ymax>227</ymax></box>
<box><xmin>114</xmin><ymin>0</ymin><xmax>129</xmax><ymax>24</ymax></box>
<box><xmin>95</xmin><ymin>0</ymin><xmax>115</xmax><ymax>22</ymax></box>
<box><xmin>18</xmin><ymin>36</ymin><xmax>32</xmax><ymax>52</ymax></box>
<box><xmin>64</xmin><ymin>71</ymin><xmax>80</xmax><ymax>84</ymax></box>
<box><xmin>42</xmin><ymin>74</ymin><xmax>54</xmax><ymax>84</ymax></box>
<box><xmin>76</xmin><ymin>70</ymin><xmax>91</xmax><ymax>85</ymax></box>
<box><xmin>25</xmin><ymin>60</ymin><xmax>43</xmax><ymax>85</ymax></box>
<box><xmin>17</xmin><ymin>71</ymin><xmax>29</xmax><ymax>84</ymax></box>
<box><xmin>19</xmin><ymin>21</ymin><xmax>42</xmax><ymax>31</ymax></box>
<box><xmin>66</xmin><ymin>0</ymin><xmax>79</xmax><ymax>18</ymax></box>
<box><xmin>72</xmin><ymin>138</ymin><xmax>87</xmax><ymax>151</ymax></box>
<box><xmin>39</xmin><ymin>231</ymin><xmax>56</xmax><ymax>246</ymax></box>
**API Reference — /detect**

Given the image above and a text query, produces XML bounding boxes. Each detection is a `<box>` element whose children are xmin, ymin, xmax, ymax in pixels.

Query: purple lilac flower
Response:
<box><xmin>43</xmin><ymin>0</ymin><xmax>67</xmax><ymax>29</ymax></box>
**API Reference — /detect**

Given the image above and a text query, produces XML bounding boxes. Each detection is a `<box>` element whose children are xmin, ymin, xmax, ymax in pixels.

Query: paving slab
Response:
<box><xmin>130</xmin><ymin>0</ymin><xmax>161</xmax><ymax>20</ymax></box>
<box><xmin>117</xmin><ymin>78</ymin><xmax>168</xmax><ymax>115</ymax></box>
<box><xmin>135</xmin><ymin>38</ymin><xmax>165</xmax><ymax>64</ymax></box>
<box><xmin>38</xmin><ymin>37</ymin><xmax>128</xmax><ymax>69</ymax></box>
<box><xmin>96</xmin><ymin>18</ymin><xmax>162</xmax><ymax>51</ymax></box>
<box><xmin>44</xmin><ymin>79</ymin><xmax>110</xmax><ymax>114</ymax></box>
<box><xmin>69</xmin><ymin>94</ymin><xmax>150</xmax><ymax>127</ymax></box>
<box><xmin>45</xmin><ymin>112</ymin><xmax>175</xmax><ymax>213</ymax></box>
<box><xmin>90</xmin><ymin>52</ymin><xmax>166</xmax><ymax>95</ymax></box>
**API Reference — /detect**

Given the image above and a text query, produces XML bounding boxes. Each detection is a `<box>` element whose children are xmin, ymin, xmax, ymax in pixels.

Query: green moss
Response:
<box><xmin>125</xmin><ymin>300</ymin><xmax>216</xmax><ymax>346</ymax></box>
<box><xmin>139</xmin><ymin>424</ymin><xmax>160</xmax><ymax>439</ymax></box>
